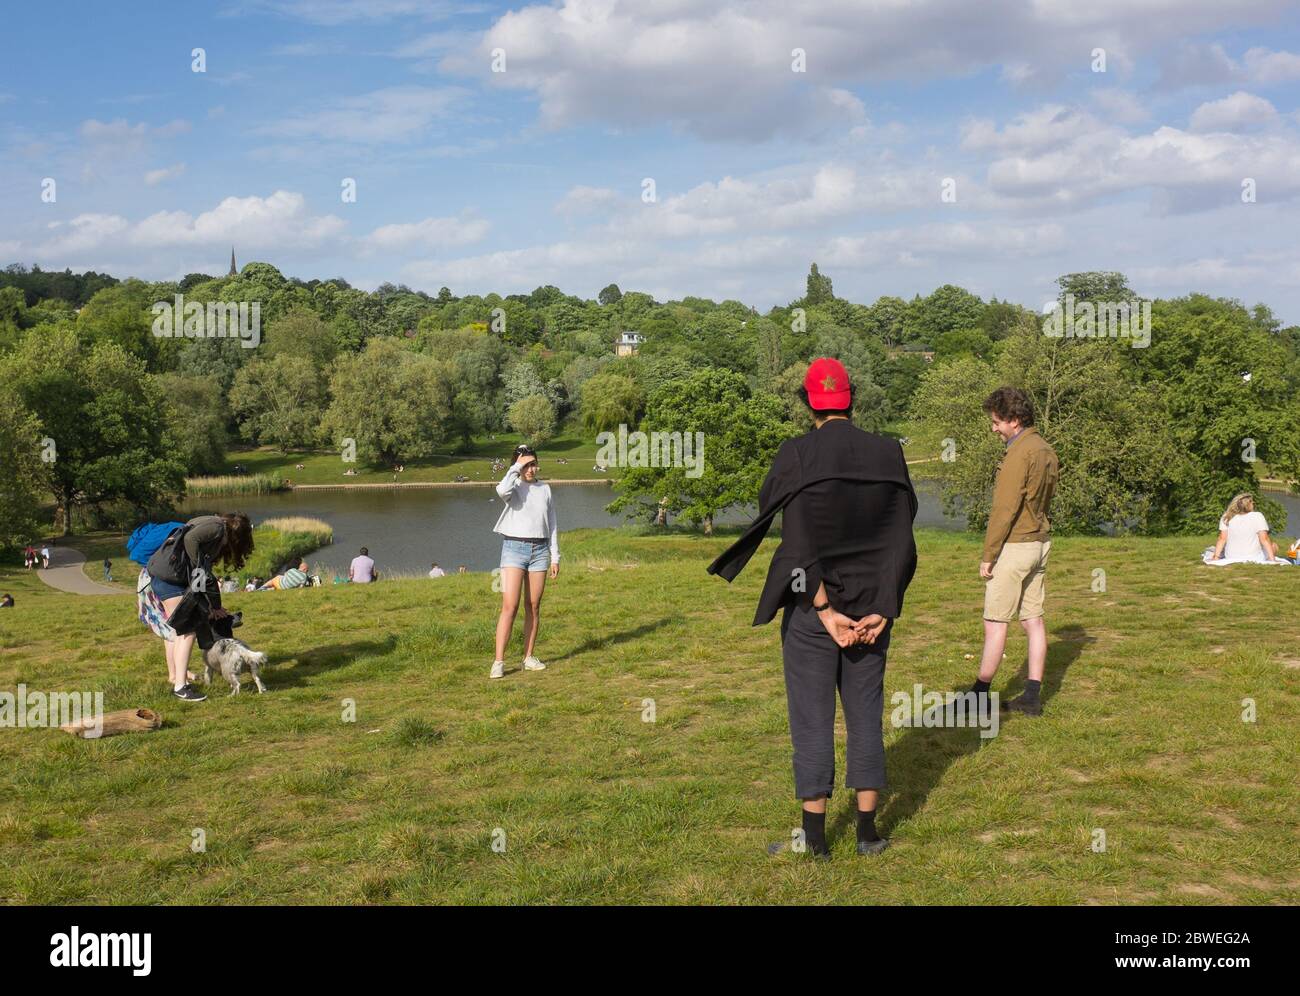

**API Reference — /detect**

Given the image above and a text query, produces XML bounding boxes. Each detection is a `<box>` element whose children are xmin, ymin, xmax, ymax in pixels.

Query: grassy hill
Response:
<box><xmin>1</xmin><ymin>528</ymin><xmax>1296</xmax><ymax>904</ymax></box>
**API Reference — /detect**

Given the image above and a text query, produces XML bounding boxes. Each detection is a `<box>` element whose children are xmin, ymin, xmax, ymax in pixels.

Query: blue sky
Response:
<box><xmin>3</xmin><ymin>0</ymin><xmax>1300</xmax><ymax>320</ymax></box>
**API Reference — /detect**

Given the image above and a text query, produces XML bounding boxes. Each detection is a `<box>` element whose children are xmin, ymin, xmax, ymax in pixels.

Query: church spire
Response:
<box><xmin>228</xmin><ymin>247</ymin><xmax>237</xmax><ymax>277</ymax></box>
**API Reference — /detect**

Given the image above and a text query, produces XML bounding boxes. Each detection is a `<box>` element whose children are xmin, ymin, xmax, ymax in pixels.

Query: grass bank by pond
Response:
<box><xmin>1</xmin><ymin>527</ymin><xmax>1296</xmax><ymax>904</ymax></box>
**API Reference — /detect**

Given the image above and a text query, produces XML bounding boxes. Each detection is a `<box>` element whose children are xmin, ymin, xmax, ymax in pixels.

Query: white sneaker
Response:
<box><xmin>523</xmin><ymin>655</ymin><xmax>546</xmax><ymax>671</ymax></box>
<box><xmin>489</xmin><ymin>660</ymin><xmax>505</xmax><ymax>679</ymax></box>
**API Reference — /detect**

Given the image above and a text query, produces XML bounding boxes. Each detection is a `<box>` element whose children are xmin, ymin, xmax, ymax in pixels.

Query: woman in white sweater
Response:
<box><xmin>490</xmin><ymin>444</ymin><xmax>560</xmax><ymax>679</ymax></box>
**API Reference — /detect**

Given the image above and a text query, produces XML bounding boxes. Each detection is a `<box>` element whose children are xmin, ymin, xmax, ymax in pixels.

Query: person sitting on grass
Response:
<box><xmin>350</xmin><ymin>547</ymin><xmax>377</xmax><ymax>583</ymax></box>
<box><xmin>428</xmin><ymin>562</ymin><xmax>446</xmax><ymax>578</ymax></box>
<box><xmin>1205</xmin><ymin>494</ymin><xmax>1290</xmax><ymax>565</ymax></box>
<box><xmin>259</xmin><ymin>560</ymin><xmax>311</xmax><ymax>590</ymax></box>
<box><xmin>0</xmin><ymin>593</ymin><xmax>13</xmax><ymax>608</ymax></box>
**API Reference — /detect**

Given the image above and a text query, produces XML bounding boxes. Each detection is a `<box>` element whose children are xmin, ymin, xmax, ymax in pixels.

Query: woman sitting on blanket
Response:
<box><xmin>1206</xmin><ymin>493</ymin><xmax>1288</xmax><ymax>564</ymax></box>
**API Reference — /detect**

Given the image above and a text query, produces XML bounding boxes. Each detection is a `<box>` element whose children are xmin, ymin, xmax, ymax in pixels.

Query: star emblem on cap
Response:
<box><xmin>821</xmin><ymin>374</ymin><xmax>838</xmax><ymax>391</ymax></box>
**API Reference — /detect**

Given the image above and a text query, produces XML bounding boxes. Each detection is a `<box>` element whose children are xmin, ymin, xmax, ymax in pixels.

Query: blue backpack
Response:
<box><xmin>126</xmin><ymin>522</ymin><xmax>186</xmax><ymax>566</ymax></box>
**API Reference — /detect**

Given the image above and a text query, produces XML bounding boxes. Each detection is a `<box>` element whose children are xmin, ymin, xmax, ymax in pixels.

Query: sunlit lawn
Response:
<box><xmin>215</xmin><ymin>425</ymin><xmax>614</xmax><ymax>486</ymax></box>
<box><xmin>1</xmin><ymin>527</ymin><xmax>1296</xmax><ymax>904</ymax></box>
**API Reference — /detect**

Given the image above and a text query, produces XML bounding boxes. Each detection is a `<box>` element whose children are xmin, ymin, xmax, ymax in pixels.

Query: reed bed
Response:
<box><xmin>186</xmin><ymin>473</ymin><xmax>287</xmax><ymax>496</ymax></box>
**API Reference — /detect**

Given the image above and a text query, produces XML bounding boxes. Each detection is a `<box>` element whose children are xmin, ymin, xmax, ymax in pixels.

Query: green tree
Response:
<box><xmin>608</xmin><ymin>369</ymin><xmax>792</xmax><ymax>534</ymax></box>
<box><xmin>0</xmin><ymin>329</ymin><xmax>184</xmax><ymax>533</ymax></box>
<box><xmin>154</xmin><ymin>373</ymin><xmax>228</xmax><ymax>474</ymax></box>
<box><xmin>865</xmin><ymin>295</ymin><xmax>907</xmax><ymax>346</ymax></box>
<box><xmin>265</xmin><ymin>306</ymin><xmax>339</xmax><ymax>371</ymax></box>
<box><xmin>580</xmin><ymin>372</ymin><xmax>645</xmax><ymax>433</ymax></box>
<box><xmin>0</xmin><ymin>384</ymin><xmax>50</xmax><ymax>549</ymax></box>
<box><xmin>508</xmin><ymin>394</ymin><xmax>557</xmax><ymax>447</ymax></box>
<box><xmin>905</xmin><ymin>284</ymin><xmax>985</xmax><ymax>345</ymax></box>
<box><xmin>229</xmin><ymin>355</ymin><xmax>325</xmax><ymax>453</ymax></box>
<box><xmin>322</xmin><ymin>337</ymin><xmax>455</xmax><ymax>465</ymax></box>
<box><xmin>598</xmin><ymin>283</ymin><xmax>623</xmax><ymax>305</ymax></box>
<box><xmin>911</xmin><ymin>327</ymin><xmax>1177</xmax><ymax>535</ymax></box>
<box><xmin>1056</xmin><ymin>271</ymin><xmax>1132</xmax><ymax>306</ymax></box>
<box><xmin>1128</xmin><ymin>295</ymin><xmax>1300</xmax><ymax>532</ymax></box>
<box><xmin>805</xmin><ymin>263</ymin><xmax>834</xmax><ymax>306</ymax></box>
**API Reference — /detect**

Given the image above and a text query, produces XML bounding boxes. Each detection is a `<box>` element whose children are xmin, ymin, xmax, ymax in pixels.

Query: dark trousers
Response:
<box><xmin>780</xmin><ymin>604</ymin><xmax>891</xmax><ymax>799</ymax></box>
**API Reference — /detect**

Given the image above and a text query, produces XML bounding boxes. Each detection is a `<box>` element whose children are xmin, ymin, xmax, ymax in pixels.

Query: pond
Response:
<box><xmin>179</xmin><ymin>479</ymin><xmax>966</xmax><ymax>577</ymax></box>
<box><xmin>180</xmin><ymin>481</ymin><xmax>1298</xmax><ymax>578</ymax></box>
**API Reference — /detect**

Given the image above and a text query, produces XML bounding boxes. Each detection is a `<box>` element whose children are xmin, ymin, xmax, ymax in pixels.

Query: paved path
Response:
<box><xmin>35</xmin><ymin>546</ymin><xmax>126</xmax><ymax>596</ymax></box>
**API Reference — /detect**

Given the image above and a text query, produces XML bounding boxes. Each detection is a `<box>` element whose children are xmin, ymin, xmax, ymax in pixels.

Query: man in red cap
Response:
<box><xmin>709</xmin><ymin>357</ymin><xmax>918</xmax><ymax>858</ymax></box>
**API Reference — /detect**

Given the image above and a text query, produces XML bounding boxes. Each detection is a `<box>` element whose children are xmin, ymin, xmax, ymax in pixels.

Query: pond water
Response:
<box><xmin>179</xmin><ymin>479</ymin><xmax>965</xmax><ymax>577</ymax></box>
<box><xmin>180</xmin><ymin>481</ymin><xmax>1298</xmax><ymax>577</ymax></box>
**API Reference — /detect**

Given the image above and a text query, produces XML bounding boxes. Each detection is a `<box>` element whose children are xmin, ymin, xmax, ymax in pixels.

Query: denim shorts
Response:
<box><xmin>149</xmin><ymin>574</ymin><xmax>189</xmax><ymax>600</ymax></box>
<box><xmin>500</xmin><ymin>537</ymin><xmax>551</xmax><ymax>572</ymax></box>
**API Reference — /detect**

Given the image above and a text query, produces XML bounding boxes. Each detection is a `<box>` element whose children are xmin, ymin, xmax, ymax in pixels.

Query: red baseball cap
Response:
<box><xmin>803</xmin><ymin>357</ymin><xmax>852</xmax><ymax>411</ymax></box>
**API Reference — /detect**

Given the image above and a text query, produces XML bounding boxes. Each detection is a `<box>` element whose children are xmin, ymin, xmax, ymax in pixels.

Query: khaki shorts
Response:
<box><xmin>984</xmin><ymin>540</ymin><xmax>1050</xmax><ymax>622</ymax></box>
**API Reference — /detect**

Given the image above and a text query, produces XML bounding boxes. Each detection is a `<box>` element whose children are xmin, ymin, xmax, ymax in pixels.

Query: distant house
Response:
<box><xmin>616</xmin><ymin>331</ymin><xmax>645</xmax><ymax>357</ymax></box>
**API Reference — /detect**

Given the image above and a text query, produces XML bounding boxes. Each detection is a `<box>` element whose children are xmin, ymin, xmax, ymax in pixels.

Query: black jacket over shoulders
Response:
<box><xmin>707</xmin><ymin>419</ymin><xmax>918</xmax><ymax>626</ymax></box>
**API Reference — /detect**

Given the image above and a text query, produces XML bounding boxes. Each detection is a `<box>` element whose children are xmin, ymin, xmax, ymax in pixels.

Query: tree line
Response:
<box><xmin>0</xmin><ymin>260</ymin><xmax>1297</xmax><ymax>542</ymax></box>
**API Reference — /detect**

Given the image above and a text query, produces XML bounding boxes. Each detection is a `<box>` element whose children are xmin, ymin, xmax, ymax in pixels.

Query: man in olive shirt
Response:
<box><xmin>971</xmin><ymin>387</ymin><xmax>1059</xmax><ymax>716</ymax></box>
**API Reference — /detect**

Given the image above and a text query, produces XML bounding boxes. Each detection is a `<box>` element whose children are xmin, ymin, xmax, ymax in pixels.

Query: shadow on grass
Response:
<box><xmin>272</xmin><ymin>634</ymin><xmax>400</xmax><ymax>687</ymax></box>
<box><xmin>830</xmin><ymin>623</ymin><xmax>1093</xmax><ymax>844</ymax></box>
<box><xmin>547</xmin><ymin>616</ymin><xmax>676</xmax><ymax>664</ymax></box>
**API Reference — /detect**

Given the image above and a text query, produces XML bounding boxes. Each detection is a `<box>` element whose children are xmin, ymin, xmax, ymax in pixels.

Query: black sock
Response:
<box><xmin>857</xmin><ymin>808</ymin><xmax>880</xmax><ymax>843</ymax></box>
<box><xmin>802</xmin><ymin>808</ymin><xmax>828</xmax><ymax>854</ymax></box>
<box><xmin>972</xmin><ymin>679</ymin><xmax>991</xmax><ymax>694</ymax></box>
<box><xmin>1022</xmin><ymin>679</ymin><xmax>1042</xmax><ymax>703</ymax></box>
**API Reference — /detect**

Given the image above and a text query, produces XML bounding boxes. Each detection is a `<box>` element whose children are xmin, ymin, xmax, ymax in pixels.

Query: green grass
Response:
<box><xmin>1</xmin><ymin>527</ymin><xmax>1297</xmax><ymax>905</ymax></box>
<box><xmin>217</xmin><ymin>424</ymin><xmax>614</xmax><ymax>488</ymax></box>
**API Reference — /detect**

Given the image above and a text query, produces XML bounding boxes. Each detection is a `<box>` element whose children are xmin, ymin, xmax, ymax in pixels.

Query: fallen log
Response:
<box><xmin>60</xmin><ymin>708</ymin><xmax>162</xmax><ymax>739</ymax></box>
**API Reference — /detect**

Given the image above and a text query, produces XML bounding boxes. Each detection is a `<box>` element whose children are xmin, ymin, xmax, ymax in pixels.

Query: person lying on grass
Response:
<box><xmin>258</xmin><ymin>561</ymin><xmax>311</xmax><ymax>590</ymax></box>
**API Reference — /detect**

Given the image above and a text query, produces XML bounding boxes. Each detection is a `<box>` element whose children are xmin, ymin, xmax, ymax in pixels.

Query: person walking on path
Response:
<box><xmin>489</xmin><ymin>444</ymin><xmax>560</xmax><ymax>679</ymax></box>
<box><xmin>709</xmin><ymin>358</ymin><xmax>918</xmax><ymax>859</ymax></box>
<box><xmin>967</xmin><ymin>387</ymin><xmax>1060</xmax><ymax>717</ymax></box>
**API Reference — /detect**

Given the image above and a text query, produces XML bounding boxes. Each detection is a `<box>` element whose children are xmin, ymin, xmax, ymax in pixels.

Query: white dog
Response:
<box><xmin>203</xmin><ymin>638</ymin><xmax>270</xmax><ymax>695</ymax></box>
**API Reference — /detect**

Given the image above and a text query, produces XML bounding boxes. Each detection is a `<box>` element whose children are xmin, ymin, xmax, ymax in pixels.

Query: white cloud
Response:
<box><xmin>39</xmin><ymin>214</ymin><xmax>130</xmax><ymax>256</ymax></box>
<box><xmin>1090</xmin><ymin>89</ymin><xmax>1151</xmax><ymax>125</ymax></box>
<box><xmin>28</xmin><ymin>192</ymin><xmax>345</xmax><ymax>260</ymax></box>
<box><xmin>360</xmin><ymin>213</ymin><xmax>490</xmax><ymax>252</ymax></box>
<box><xmin>974</xmin><ymin>104</ymin><xmax>1300</xmax><ymax>213</ymax></box>
<box><xmin>1243</xmin><ymin>47</ymin><xmax>1300</xmax><ymax>84</ymax></box>
<box><xmin>1189</xmin><ymin>91</ymin><xmax>1278</xmax><ymax>132</ymax></box>
<box><xmin>442</xmin><ymin>0</ymin><xmax>1291</xmax><ymax>140</ymax></box>
<box><xmin>144</xmin><ymin>163</ymin><xmax>186</xmax><ymax>186</ymax></box>
<box><xmin>129</xmin><ymin>191</ymin><xmax>346</xmax><ymax>249</ymax></box>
